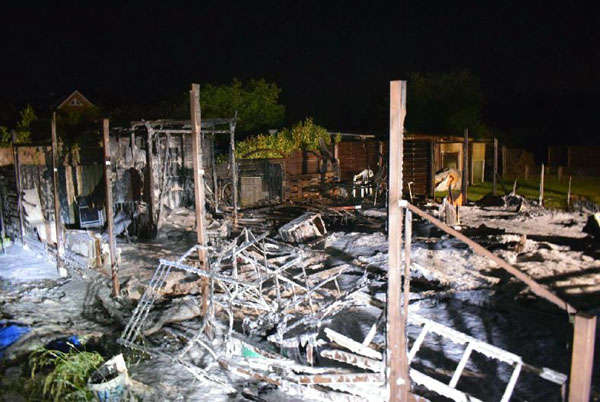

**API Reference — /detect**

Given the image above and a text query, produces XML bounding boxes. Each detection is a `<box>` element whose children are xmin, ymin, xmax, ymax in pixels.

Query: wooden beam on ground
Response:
<box><xmin>493</xmin><ymin>138</ymin><xmax>498</xmax><ymax>196</ymax></box>
<box><xmin>568</xmin><ymin>312</ymin><xmax>596</xmax><ymax>402</ymax></box>
<box><xmin>190</xmin><ymin>83</ymin><xmax>209</xmax><ymax>316</ymax></box>
<box><xmin>51</xmin><ymin>113</ymin><xmax>64</xmax><ymax>274</ymax></box>
<box><xmin>462</xmin><ymin>128</ymin><xmax>469</xmax><ymax>203</ymax></box>
<box><xmin>11</xmin><ymin>131</ymin><xmax>25</xmax><ymax>244</ymax></box>
<box><xmin>102</xmin><ymin>119</ymin><xmax>120</xmax><ymax>296</ymax></box>
<box><xmin>387</xmin><ymin>79</ymin><xmax>409</xmax><ymax>401</ymax></box>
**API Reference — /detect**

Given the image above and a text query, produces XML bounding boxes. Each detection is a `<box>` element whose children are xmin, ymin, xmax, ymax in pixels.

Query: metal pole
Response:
<box><xmin>103</xmin><ymin>119</ymin><xmax>120</xmax><ymax>296</ymax></box>
<box><xmin>190</xmin><ymin>83</ymin><xmax>209</xmax><ymax>316</ymax></box>
<box><xmin>462</xmin><ymin>128</ymin><xmax>469</xmax><ymax>203</ymax></box>
<box><xmin>493</xmin><ymin>138</ymin><xmax>498</xmax><ymax>196</ymax></box>
<box><xmin>387</xmin><ymin>80</ymin><xmax>409</xmax><ymax>401</ymax></box>
<box><xmin>51</xmin><ymin>113</ymin><xmax>64</xmax><ymax>274</ymax></box>
<box><xmin>11</xmin><ymin>131</ymin><xmax>25</xmax><ymax>245</ymax></box>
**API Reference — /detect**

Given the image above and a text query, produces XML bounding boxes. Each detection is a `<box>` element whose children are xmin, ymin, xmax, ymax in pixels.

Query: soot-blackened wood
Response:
<box><xmin>387</xmin><ymin>80</ymin><xmax>409</xmax><ymax>401</ymax></box>
<box><xmin>190</xmin><ymin>84</ymin><xmax>209</xmax><ymax>316</ymax></box>
<box><xmin>230</xmin><ymin>112</ymin><xmax>239</xmax><ymax>225</ymax></box>
<box><xmin>146</xmin><ymin>126</ymin><xmax>156</xmax><ymax>237</ymax></box>
<box><xmin>103</xmin><ymin>119</ymin><xmax>120</xmax><ymax>296</ymax></box>
<box><xmin>51</xmin><ymin>113</ymin><xmax>63</xmax><ymax>271</ymax></box>
<box><xmin>11</xmin><ymin>131</ymin><xmax>25</xmax><ymax>244</ymax></box>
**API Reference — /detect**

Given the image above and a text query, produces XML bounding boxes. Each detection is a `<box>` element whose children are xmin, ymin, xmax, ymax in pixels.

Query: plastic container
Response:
<box><xmin>88</xmin><ymin>354</ymin><xmax>129</xmax><ymax>402</ymax></box>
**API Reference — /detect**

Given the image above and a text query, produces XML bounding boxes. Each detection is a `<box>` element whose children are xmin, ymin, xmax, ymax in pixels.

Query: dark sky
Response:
<box><xmin>1</xmin><ymin>0</ymin><xmax>598</xmax><ymax>146</ymax></box>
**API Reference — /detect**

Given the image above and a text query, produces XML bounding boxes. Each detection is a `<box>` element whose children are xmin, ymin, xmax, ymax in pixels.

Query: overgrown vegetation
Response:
<box><xmin>0</xmin><ymin>104</ymin><xmax>36</xmax><ymax>146</ymax></box>
<box><xmin>201</xmin><ymin>78</ymin><xmax>285</xmax><ymax>133</ymax></box>
<box><xmin>234</xmin><ymin>117</ymin><xmax>340</xmax><ymax>159</ymax></box>
<box><xmin>28</xmin><ymin>346</ymin><xmax>104</xmax><ymax>402</ymax></box>
<box><xmin>406</xmin><ymin>71</ymin><xmax>489</xmax><ymax>138</ymax></box>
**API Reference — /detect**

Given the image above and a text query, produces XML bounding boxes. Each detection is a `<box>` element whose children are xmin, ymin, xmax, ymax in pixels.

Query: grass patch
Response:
<box><xmin>473</xmin><ymin>175</ymin><xmax>600</xmax><ymax>209</ymax></box>
<box><xmin>438</xmin><ymin>175</ymin><xmax>600</xmax><ymax>210</ymax></box>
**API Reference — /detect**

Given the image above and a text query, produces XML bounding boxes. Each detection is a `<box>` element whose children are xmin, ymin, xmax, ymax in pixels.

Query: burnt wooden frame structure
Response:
<box><xmin>129</xmin><ymin>116</ymin><xmax>239</xmax><ymax>228</ymax></box>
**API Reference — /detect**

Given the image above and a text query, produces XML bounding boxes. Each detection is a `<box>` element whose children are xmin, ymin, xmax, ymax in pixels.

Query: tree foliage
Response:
<box><xmin>0</xmin><ymin>104</ymin><xmax>37</xmax><ymax>146</ymax></box>
<box><xmin>235</xmin><ymin>117</ymin><xmax>338</xmax><ymax>159</ymax></box>
<box><xmin>201</xmin><ymin>78</ymin><xmax>285</xmax><ymax>133</ymax></box>
<box><xmin>406</xmin><ymin>71</ymin><xmax>488</xmax><ymax>137</ymax></box>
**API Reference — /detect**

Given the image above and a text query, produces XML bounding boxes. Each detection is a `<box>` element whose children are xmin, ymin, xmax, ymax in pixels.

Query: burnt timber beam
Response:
<box><xmin>51</xmin><ymin>113</ymin><xmax>64</xmax><ymax>275</ymax></box>
<box><xmin>387</xmin><ymin>79</ymin><xmax>410</xmax><ymax>401</ymax></box>
<box><xmin>102</xmin><ymin>119</ymin><xmax>120</xmax><ymax>296</ymax></box>
<box><xmin>190</xmin><ymin>83</ymin><xmax>209</xmax><ymax>316</ymax></box>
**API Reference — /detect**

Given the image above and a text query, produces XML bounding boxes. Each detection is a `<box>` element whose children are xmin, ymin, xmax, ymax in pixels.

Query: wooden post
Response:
<box><xmin>539</xmin><ymin>163</ymin><xmax>545</xmax><ymax>206</ymax></box>
<box><xmin>462</xmin><ymin>128</ymin><xmax>469</xmax><ymax>203</ymax></box>
<box><xmin>502</xmin><ymin>145</ymin><xmax>507</xmax><ymax>180</ymax></box>
<box><xmin>387</xmin><ymin>80</ymin><xmax>409</xmax><ymax>401</ymax></box>
<box><xmin>146</xmin><ymin>126</ymin><xmax>156</xmax><ymax>237</ymax></box>
<box><xmin>210</xmin><ymin>134</ymin><xmax>219</xmax><ymax>212</ymax></box>
<box><xmin>429</xmin><ymin>140</ymin><xmax>435</xmax><ymax>197</ymax></box>
<box><xmin>11</xmin><ymin>131</ymin><xmax>25</xmax><ymax>244</ymax></box>
<box><xmin>190</xmin><ymin>84</ymin><xmax>209</xmax><ymax>316</ymax></box>
<box><xmin>558</xmin><ymin>165</ymin><xmax>563</xmax><ymax>182</ymax></box>
<box><xmin>493</xmin><ymin>138</ymin><xmax>498</xmax><ymax>196</ymax></box>
<box><xmin>524</xmin><ymin>165</ymin><xmax>529</xmax><ymax>181</ymax></box>
<box><xmin>103</xmin><ymin>119</ymin><xmax>120</xmax><ymax>297</ymax></box>
<box><xmin>230</xmin><ymin>112</ymin><xmax>238</xmax><ymax>226</ymax></box>
<box><xmin>51</xmin><ymin>113</ymin><xmax>65</xmax><ymax>275</ymax></box>
<box><xmin>567</xmin><ymin>176</ymin><xmax>572</xmax><ymax>209</ymax></box>
<box><xmin>568</xmin><ymin>313</ymin><xmax>596</xmax><ymax>402</ymax></box>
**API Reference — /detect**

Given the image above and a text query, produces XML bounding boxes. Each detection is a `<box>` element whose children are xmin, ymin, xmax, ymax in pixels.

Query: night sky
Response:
<box><xmin>1</xmin><ymin>0</ymin><xmax>598</xmax><ymax>147</ymax></box>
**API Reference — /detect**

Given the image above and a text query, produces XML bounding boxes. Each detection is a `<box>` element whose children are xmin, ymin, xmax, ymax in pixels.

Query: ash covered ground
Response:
<box><xmin>1</xmin><ymin>201</ymin><xmax>599</xmax><ymax>401</ymax></box>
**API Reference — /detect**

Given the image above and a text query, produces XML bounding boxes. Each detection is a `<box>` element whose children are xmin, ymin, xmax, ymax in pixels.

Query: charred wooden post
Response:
<box><xmin>190</xmin><ymin>83</ymin><xmax>210</xmax><ymax>316</ymax></box>
<box><xmin>462</xmin><ymin>128</ymin><xmax>469</xmax><ymax>203</ymax></box>
<box><xmin>567</xmin><ymin>176</ymin><xmax>572</xmax><ymax>208</ymax></box>
<box><xmin>0</xmin><ymin>185</ymin><xmax>5</xmax><ymax>253</ymax></box>
<box><xmin>11</xmin><ymin>131</ymin><xmax>25</xmax><ymax>244</ymax></box>
<box><xmin>429</xmin><ymin>140</ymin><xmax>435</xmax><ymax>198</ymax></box>
<box><xmin>387</xmin><ymin>80</ymin><xmax>409</xmax><ymax>401</ymax></box>
<box><xmin>502</xmin><ymin>145</ymin><xmax>507</xmax><ymax>180</ymax></box>
<box><xmin>51</xmin><ymin>113</ymin><xmax>65</xmax><ymax>274</ymax></box>
<box><xmin>210</xmin><ymin>134</ymin><xmax>219</xmax><ymax>212</ymax></box>
<box><xmin>146</xmin><ymin>125</ymin><xmax>156</xmax><ymax>237</ymax></box>
<box><xmin>103</xmin><ymin>119</ymin><xmax>120</xmax><ymax>297</ymax></box>
<box><xmin>403</xmin><ymin>208</ymin><xmax>412</xmax><ymax>342</ymax></box>
<box><xmin>493</xmin><ymin>137</ymin><xmax>498</xmax><ymax>196</ymax></box>
<box><xmin>539</xmin><ymin>163</ymin><xmax>545</xmax><ymax>206</ymax></box>
<box><xmin>568</xmin><ymin>313</ymin><xmax>596</xmax><ymax>402</ymax></box>
<box><xmin>230</xmin><ymin>111</ymin><xmax>238</xmax><ymax>225</ymax></box>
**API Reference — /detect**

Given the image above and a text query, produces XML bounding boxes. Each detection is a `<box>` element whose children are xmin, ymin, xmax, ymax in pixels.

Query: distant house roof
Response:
<box><xmin>56</xmin><ymin>90</ymin><xmax>94</xmax><ymax>111</ymax></box>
